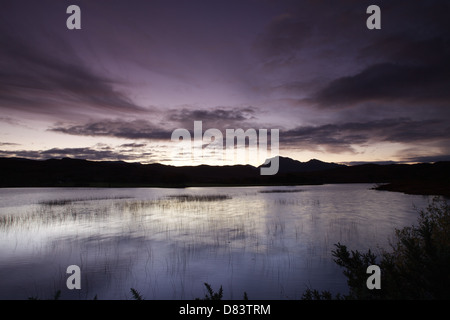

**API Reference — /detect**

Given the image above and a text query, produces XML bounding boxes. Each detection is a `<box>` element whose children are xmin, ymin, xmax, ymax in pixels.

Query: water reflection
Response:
<box><xmin>0</xmin><ymin>185</ymin><xmax>431</xmax><ymax>299</ymax></box>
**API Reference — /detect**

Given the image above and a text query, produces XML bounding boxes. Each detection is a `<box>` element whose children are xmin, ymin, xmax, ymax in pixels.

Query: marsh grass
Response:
<box><xmin>0</xmin><ymin>195</ymin><xmax>138</xmax><ymax>229</ymax></box>
<box><xmin>39</xmin><ymin>196</ymin><xmax>133</xmax><ymax>206</ymax></box>
<box><xmin>165</xmin><ymin>194</ymin><xmax>232</xmax><ymax>202</ymax></box>
<box><xmin>0</xmin><ymin>192</ymin><xmax>235</xmax><ymax>233</ymax></box>
<box><xmin>111</xmin><ymin>194</ymin><xmax>232</xmax><ymax>218</ymax></box>
<box><xmin>259</xmin><ymin>189</ymin><xmax>304</xmax><ymax>193</ymax></box>
<box><xmin>0</xmin><ymin>202</ymin><xmax>110</xmax><ymax>229</ymax></box>
<box><xmin>28</xmin><ymin>290</ymin><xmax>62</xmax><ymax>300</ymax></box>
<box><xmin>130</xmin><ymin>288</ymin><xmax>144</xmax><ymax>300</ymax></box>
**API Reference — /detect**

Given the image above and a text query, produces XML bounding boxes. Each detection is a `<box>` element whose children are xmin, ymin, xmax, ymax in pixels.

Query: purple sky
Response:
<box><xmin>1</xmin><ymin>0</ymin><xmax>450</xmax><ymax>166</ymax></box>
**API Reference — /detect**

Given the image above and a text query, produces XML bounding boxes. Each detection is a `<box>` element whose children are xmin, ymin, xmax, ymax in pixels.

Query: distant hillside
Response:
<box><xmin>0</xmin><ymin>157</ymin><xmax>260</xmax><ymax>187</ymax></box>
<box><xmin>260</xmin><ymin>156</ymin><xmax>346</xmax><ymax>173</ymax></box>
<box><xmin>0</xmin><ymin>156</ymin><xmax>449</xmax><ymax>197</ymax></box>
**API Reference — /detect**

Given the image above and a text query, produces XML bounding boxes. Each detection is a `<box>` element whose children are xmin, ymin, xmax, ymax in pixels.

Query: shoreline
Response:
<box><xmin>373</xmin><ymin>181</ymin><xmax>450</xmax><ymax>198</ymax></box>
<box><xmin>1</xmin><ymin>181</ymin><xmax>449</xmax><ymax>198</ymax></box>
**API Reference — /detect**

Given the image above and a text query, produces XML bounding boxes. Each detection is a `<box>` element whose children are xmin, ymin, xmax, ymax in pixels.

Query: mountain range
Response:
<box><xmin>1</xmin><ymin>156</ymin><xmax>449</xmax><ymax>197</ymax></box>
<box><xmin>260</xmin><ymin>156</ymin><xmax>346</xmax><ymax>173</ymax></box>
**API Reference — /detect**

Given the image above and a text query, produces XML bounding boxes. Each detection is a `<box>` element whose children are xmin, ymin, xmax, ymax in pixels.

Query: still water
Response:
<box><xmin>0</xmin><ymin>184</ymin><xmax>431</xmax><ymax>300</ymax></box>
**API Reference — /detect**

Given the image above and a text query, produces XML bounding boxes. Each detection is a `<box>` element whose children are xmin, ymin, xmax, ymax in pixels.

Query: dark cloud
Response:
<box><xmin>50</xmin><ymin>119</ymin><xmax>172</xmax><ymax>140</ymax></box>
<box><xmin>402</xmin><ymin>155</ymin><xmax>450</xmax><ymax>163</ymax></box>
<box><xmin>119</xmin><ymin>143</ymin><xmax>147</xmax><ymax>148</ymax></box>
<box><xmin>167</xmin><ymin>106</ymin><xmax>258</xmax><ymax>129</ymax></box>
<box><xmin>310</xmin><ymin>2</ymin><xmax>450</xmax><ymax>109</ymax></box>
<box><xmin>50</xmin><ymin>106</ymin><xmax>262</xmax><ymax>141</ymax></box>
<box><xmin>253</xmin><ymin>13</ymin><xmax>311</xmax><ymax>62</ymax></box>
<box><xmin>0</xmin><ymin>117</ymin><xmax>22</xmax><ymax>125</ymax></box>
<box><xmin>0</xmin><ymin>24</ymin><xmax>146</xmax><ymax>119</ymax></box>
<box><xmin>358</xmin><ymin>36</ymin><xmax>450</xmax><ymax>66</ymax></box>
<box><xmin>0</xmin><ymin>142</ymin><xmax>19</xmax><ymax>146</ymax></box>
<box><xmin>281</xmin><ymin>118</ymin><xmax>449</xmax><ymax>152</ymax></box>
<box><xmin>0</xmin><ymin>150</ymin><xmax>42</xmax><ymax>159</ymax></box>
<box><xmin>313</xmin><ymin>60</ymin><xmax>450</xmax><ymax>108</ymax></box>
<box><xmin>247</xmin><ymin>1</ymin><xmax>450</xmax><ymax>116</ymax></box>
<box><xmin>0</xmin><ymin>146</ymin><xmax>151</xmax><ymax>162</ymax></box>
<box><xmin>342</xmin><ymin>160</ymin><xmax>399</xmax><ymax>166</ymax></box>
<box><xmin>49</xmin><ymin>115</ymin><xmax>450</xmax><ymax>158</ymax></box>
<box><xmin>40</xmin><ymin>147</ymin><xmax>134</xmax><ymax>161</ymax></box>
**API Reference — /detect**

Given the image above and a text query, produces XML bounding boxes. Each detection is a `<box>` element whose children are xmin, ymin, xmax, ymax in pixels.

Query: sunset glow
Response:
<box><xmin>1</xmin><ymin>0</ymin><xmax>450</xmax><ymax>166</ymax></box>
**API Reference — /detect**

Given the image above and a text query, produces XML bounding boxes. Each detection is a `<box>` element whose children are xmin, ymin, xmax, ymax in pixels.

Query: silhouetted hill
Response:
<box><xmin>0</xmin><ymin>157</ymin><xmax>260</xmax><ymax>187</ymax></box>
<box><xmin>260</xmin><ymin>156</ymin><xmax>346</xmax><ymax>173</ymax></box>
<box><xmin>0</xmin><ymin>157</ymin><xmax>449</xmax><ymax>197</ymax></box>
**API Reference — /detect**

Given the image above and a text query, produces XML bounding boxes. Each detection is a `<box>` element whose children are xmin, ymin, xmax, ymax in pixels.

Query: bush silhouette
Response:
<box><xmin>303</xmin><ymin>197</ymin><xmax>450</xmax><ymax>299</ymax></box>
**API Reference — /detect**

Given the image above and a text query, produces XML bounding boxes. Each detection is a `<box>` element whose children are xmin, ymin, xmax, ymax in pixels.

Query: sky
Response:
<box><xmin>1</xmin><ymin>0</ymin><xmax>450</xmax><ymax>166</ymax></box>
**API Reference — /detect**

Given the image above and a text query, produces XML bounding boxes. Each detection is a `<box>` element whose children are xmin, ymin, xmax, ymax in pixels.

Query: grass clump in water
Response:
<box><xmin>259</xmin><ymin>189</ymin><xmax>303</xmax><ymax>193</ymax></box>
<box><xmin>39</xmin><ymin>196</ymin><xmax>132</xmax><ymax>206</ymax></box>
<box><xmin>165</xmin><ymin>194</ymin><xmax>232</xmax><ymax>202</ymax></box>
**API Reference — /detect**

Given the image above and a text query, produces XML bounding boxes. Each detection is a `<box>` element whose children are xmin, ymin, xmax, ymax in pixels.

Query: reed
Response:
<box><xmin>259</xmin><ymin>189</ymin><xmax>303</xmax><ymax>193</ymax></box>
<box><xmin>130</xmin><ymin>288</ymin><xmax>144</xmax><ymax>300</ymax></box>
<box><xmin>165</xmin><ymin>194</ymin><xmax>232</xmax><ymax>202</ymax></box>
<box><xmin>39</xmin><ymin>196</ymin><xmax>132</xmax><ymax>206</ymax></box>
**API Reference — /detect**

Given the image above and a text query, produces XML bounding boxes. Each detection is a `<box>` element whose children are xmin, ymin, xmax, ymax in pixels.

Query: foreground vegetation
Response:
<box><xmin>303</xmin><ymin>197</ymin><xmax>450</xmax><ymax>299</ymax></box>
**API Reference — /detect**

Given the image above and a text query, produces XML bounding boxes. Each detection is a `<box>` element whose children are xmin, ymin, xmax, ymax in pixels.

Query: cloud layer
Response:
<box><xmin>1</xmin><ymin>1</ymin><xmax>450</xmax><ymax>164</ymax></box>
<box><xmin>281</xmin><ymin>118</ymin><xmax>449</xmax><ymax>153</ymax></box>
